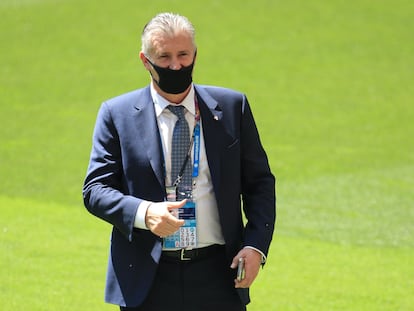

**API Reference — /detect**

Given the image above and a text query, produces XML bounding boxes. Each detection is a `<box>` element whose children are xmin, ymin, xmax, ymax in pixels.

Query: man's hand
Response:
<box><xmin>230</xmin><ymin>248</ymin><xmax>262</xmax><ymax>288</ymax></box>
<box><xmin>145</xmin><ymin>200</ymin><xmax>186</xmax><ymax>237</ymax></box>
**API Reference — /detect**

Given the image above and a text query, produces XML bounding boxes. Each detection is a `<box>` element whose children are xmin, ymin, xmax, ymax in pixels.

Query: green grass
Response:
<box><xmin>1</xmin><ymin>0</ymin><xmax>413</xmax><ymax>310</ymax></box>
<box><xmin>0</xmin><ymin>196</ymin><xmax>110</xmax><ymax>310</ymax></box>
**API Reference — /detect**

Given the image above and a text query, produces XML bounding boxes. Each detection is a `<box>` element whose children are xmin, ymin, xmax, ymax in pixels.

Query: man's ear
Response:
<box><xmin>139</xmin><ymin>52</ymin><xmax>151</xmax><ymax>70</ymax></box>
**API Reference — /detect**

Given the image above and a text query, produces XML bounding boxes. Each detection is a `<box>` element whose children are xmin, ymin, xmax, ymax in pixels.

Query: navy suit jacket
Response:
<box><xmin>83</xmin><ymin>84</ymin><xmax>276</xmax><ymax>307</ymax></box>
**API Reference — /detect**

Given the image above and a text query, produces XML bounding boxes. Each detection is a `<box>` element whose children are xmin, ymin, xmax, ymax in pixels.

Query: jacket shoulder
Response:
<box><xmin>104</xmin><ymin>86</ymin><xmax>151</xmax><ymax>108</ymax></box>
<box><xmin>195</xmin><ymin>84</ymin><xmax>244</xmax><ymax>98</ymax></box>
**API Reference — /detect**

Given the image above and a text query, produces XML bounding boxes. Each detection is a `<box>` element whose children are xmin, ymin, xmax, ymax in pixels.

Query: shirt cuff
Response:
<box><xmin>244</xmin><ymin>246</ymin><xmax>267</xmax><ymax>264</ymax></box>
<box><xmin>134</xmin><ymin>201</ymin><xmax>152</xmax><ymax>229</ymax></box>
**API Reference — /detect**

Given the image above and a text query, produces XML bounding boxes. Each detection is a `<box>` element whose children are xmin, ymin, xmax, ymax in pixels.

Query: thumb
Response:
<box><xmin>230</xmin><ymin>255</ymin><xmax>241</xmax><ymax>269</ymax></box>
<box><xmin>168</xmin><ymin>199</ymin><xmax>187</xmax><ymax>210</ymax></box>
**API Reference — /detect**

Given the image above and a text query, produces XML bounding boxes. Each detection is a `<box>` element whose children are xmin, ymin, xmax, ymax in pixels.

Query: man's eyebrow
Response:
<box><xmin>156</xmin><ymin>52</ymin><xmax>171</xmax><ymax>57</ymax></box>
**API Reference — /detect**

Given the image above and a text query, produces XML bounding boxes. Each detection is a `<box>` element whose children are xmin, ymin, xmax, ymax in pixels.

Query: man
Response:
<box><xmin>83</xmin><ymin>12</ymin><xmax>276</xmax><ymax>311</ymax></box>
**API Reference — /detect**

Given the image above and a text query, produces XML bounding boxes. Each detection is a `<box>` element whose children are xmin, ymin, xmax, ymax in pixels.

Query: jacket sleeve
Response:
<box><xmin>240</xmin><ymin>95</ymin><xmax>276</xmax><ymax>256</ymax></box>
<box><xmin>82</xmin><ymin>101</ymin><xmax>141</xmax><ymax>241</ymax></box>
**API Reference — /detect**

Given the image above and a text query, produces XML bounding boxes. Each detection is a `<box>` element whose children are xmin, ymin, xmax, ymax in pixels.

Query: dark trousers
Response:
<box><xmin>120</xmin><ymin>246</ymin><xmax>246</xmax><ymax>311</ymax></box>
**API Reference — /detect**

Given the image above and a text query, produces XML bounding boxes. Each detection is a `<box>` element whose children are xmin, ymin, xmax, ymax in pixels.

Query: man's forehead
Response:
<box><xmin>150</xmin><ymin>32</ymin><xmax>194</xmax><ymax>52</ymax></box>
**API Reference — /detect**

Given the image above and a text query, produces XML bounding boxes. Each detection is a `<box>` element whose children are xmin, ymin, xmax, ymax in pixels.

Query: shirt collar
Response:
<box><xmin>151</xmin><ymin>82</ymin><xmax>195</xmax><ymax>117</ymax></box>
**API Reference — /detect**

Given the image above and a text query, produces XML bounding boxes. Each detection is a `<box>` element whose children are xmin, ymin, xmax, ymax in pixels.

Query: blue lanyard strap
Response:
<box><xmin>192</xmin><ymin>122</ymin><xmax>200</xmax><ymax>178</ymax></box>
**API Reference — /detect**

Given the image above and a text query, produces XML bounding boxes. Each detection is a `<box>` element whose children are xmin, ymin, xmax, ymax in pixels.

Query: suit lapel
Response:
<box><xmin>133</xmin><ymin>87</ymin><xmax>165</xmax><ymax>191</ymax></box>
<box><xmin>195</xmin><ymin>85</ymin><xmax>224</xmax><ymax>195</ymax></box>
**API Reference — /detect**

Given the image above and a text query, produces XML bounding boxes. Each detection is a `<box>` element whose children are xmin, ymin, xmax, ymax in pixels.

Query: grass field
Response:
<box><xmin>1</xmin><ymin>0</ymin><xmax>413</xmax><ymax>310</ymax></box>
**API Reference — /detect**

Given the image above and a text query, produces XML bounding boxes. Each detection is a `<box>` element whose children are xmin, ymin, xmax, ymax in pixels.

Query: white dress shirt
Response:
<box><xmin>134</xmin><ymin>83</ymin><xmax>225</xmax><ymax>247</ymax></box>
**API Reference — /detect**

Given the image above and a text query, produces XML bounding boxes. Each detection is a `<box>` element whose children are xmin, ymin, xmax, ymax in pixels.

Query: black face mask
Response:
<box><xmin>146</xmin><ymin>58</ymin><xmax>194</xmax><ymax>94</ymax></box>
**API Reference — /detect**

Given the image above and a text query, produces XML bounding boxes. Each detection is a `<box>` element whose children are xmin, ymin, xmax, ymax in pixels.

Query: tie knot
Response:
<box><xmin>168</xmin><ymin>105</ymin><xmax>186</xmax><ymax>120</ymax></box>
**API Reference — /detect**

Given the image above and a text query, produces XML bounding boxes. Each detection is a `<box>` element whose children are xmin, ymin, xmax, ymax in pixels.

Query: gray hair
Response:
<box><xmin>141</xmin><ymin>13</ymin><xmax>196</xmax><ymax>56</ymax></box>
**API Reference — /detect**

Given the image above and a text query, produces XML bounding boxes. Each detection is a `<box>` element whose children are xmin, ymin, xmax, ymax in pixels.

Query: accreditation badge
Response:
<box><xmin>163</xmin><ymin>186</ymin><xmax>197</xmax><ymax>249</ymax></box>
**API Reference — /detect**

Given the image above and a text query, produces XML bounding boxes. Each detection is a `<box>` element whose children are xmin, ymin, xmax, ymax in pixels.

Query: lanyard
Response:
<box><xmin>172</xmin><ymin>98</ymin><xmax>201</xmax><ymax>187</ymax></box>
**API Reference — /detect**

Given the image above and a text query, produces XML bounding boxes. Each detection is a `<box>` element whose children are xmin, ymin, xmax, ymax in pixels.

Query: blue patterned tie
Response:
<box><xmin>168</xmin><ymin>105</ymin><xmax>192</xmax><ymax>196</ymax></box>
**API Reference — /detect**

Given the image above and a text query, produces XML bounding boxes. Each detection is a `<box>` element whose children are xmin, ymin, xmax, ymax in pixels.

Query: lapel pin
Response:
<box><xmin>213</xmin><ymin>115</ymin><xmax>219</xmax><ymax>121</ymax></box>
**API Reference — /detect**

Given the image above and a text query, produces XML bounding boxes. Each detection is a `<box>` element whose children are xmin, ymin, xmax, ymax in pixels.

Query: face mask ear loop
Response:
<box><xmin>144</xmin><ymin>56</ymin><xmax>159</xmax><ymax>83</ymax></box>
<box><xmin>144</xmin><ymin>55</ymin><xmax>155</xmax><ymax>68</ymax></box>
